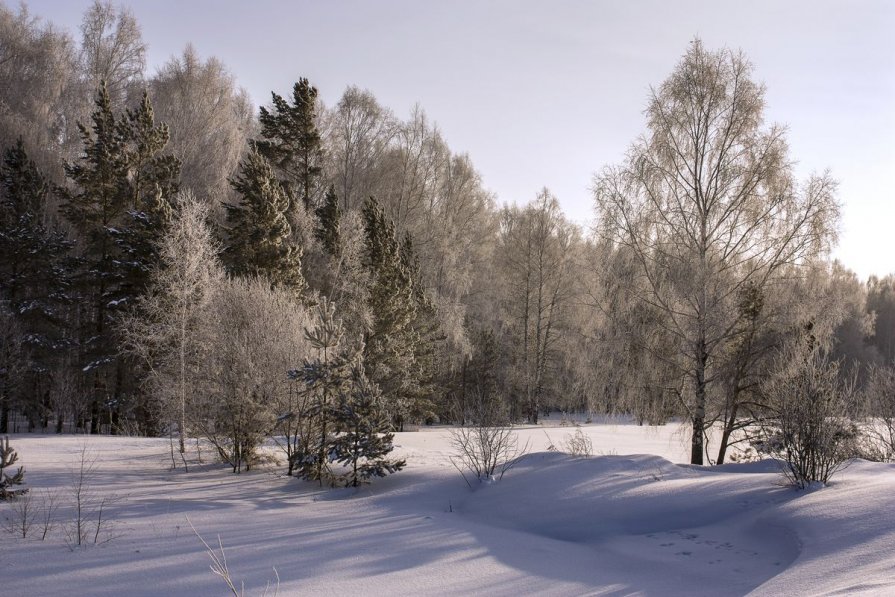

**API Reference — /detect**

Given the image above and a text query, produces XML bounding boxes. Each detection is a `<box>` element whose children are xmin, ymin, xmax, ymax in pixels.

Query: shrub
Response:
<box><xmin>562</xmin><ymin>428</ymin><xmax>593</xmax><ymax>458</ymax></box>
<box><xmin>756</xmin><ymin>345</ymin><xmax>860</xmax><ymax>488</ymax></box>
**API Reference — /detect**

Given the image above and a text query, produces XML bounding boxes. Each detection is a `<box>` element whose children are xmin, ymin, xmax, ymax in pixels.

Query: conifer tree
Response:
<box><xmin>330</xmin><ymin>365</ymin><xmax>406</xmax><ymax>487</ymax></box>
<box><xmin>315</xmin><ymin>185</ymin><xmax>341</xmax><ymax>258</ymax></box>
<box><xmin>0</xmin><ymin>435</ymin><xmax>26</xmax><ymax>500</ymax></box>
<box><xmin>399</xmin><ymin>234</ymin><xmax>440</xmax><ymax>423</ymax></box>
<box><xmin>255</xmin><ymin>78</ymin><xmax>324</xmax><ymax>212</ymax></box>
<box><xmin>115</xmin><ymin>91</ymin><xmax>181</xmax><ymax>302</ymax></box>
<box><xmin>59</xmin><ymin>82</ymin><xmax>180</xmax><ymax>432</ymax></box>
<box><xmin>0</xmin><ymin>140</ymin><xmax>72</xmax><ymax>343</ymax></box>
<box><xmin>0</xmin><ymin>139</ymin><xmax>73</xmax><ymax>432</ymax></box>
<box><xmin>293</xmin><ymin>298</ymin><xmax>350</xmax><ymax>483</ymax></box>
<box><xmin>225</xmin><ymin>148</ymin><xmax>307</xmax><ymax>301</ymax></box>
<box><xmin>362</xmin><ymin>197</ymin><xmax>420</xmax><ymax>429</ymax></box>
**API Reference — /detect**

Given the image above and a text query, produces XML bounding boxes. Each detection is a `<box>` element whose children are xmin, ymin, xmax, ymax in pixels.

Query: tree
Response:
<box><xmin>290</xmin><ymin>298</ymin><xmax>349</xmax><ymax>482</ymax></box>
<box><xmin>224</xmin><ymin>148</ymin><xmax>307</xmax><ymax>301</ymax></box>
<box><xmin>315</xmin><ymin>185</ymin><xmax>341</xmax><ymax>258</ymax></box>
<box><xmin>0</xmin><ymin>4</ymin><xmax>81</xmax><ymax>171</ymax></box>
<box><xmin>196</xmin><ymin>277</ymin><xmax>310</xmax><ymax>473</ymax></box>
<box><xmin>0</xmin><ymin>139</ymin><xmax>73</xmax><ymax>431</ymax></box>
<box><xmin>60</xmin><ymin>82</ymin><xmax>180</xmax><ymax>433</ymax></box>
<box><xmin>0</xmin><ymin>436</ymin><xmax>26</xmax><ymax>500</ymax></box>
<box><xmin>329</xmin><ymin>364</ymin><xmax>405</xmax><ymax>487</ymax></box>
<box><xmin>79</xmin><ymin>0</ymin><xmax>145</xmax><ymax>108</ymax></box>
<box><xmin>150</xmin><ymin>45</ymin><xmax>254</xmax><ymax>203</ymax></box>
<box><xmin>497</xmin><ymin>190</ymin><xmax>576</xmax><ymax>422</ymax></box>
<box><xmin>325</xmin><ymin>87</ymin><xmax>396</xmax><ymax>212</ymax></box>
<box><xmin>593</xmin><ymin>40</ymin><xmax>839</xmax><ymax>464</ymax></box>
<box><xmin>362</xmin><ymin>197</ymin><xmax>420</xmax><ymax>428</ymax></box>
<box><xmin>121</xmin><ymin>192</ymin><xmax>223</xmax><ymax>462</ymax></box>
<box><xmin>256</xmin><ymin>78</ymin><xmax>324</xmax><ymax>213</ymax></box>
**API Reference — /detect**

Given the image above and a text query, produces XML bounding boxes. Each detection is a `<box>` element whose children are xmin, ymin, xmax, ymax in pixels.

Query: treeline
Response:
<box><xmin>1</xmin><ymin>3</ymin><xmax>893</xmax><ymax>469</ymax></box>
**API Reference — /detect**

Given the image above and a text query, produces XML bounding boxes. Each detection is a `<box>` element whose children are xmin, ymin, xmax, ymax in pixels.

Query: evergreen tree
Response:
<box><xmin>315</xmin><ymin>185</ymin><xmax>341</xmax><ymax>258</ymax></box>
<box><xmin>115</xmin><ymin>91</ymin><xmax>181</xmax><ymax>303</ymax></box>
<box><xmin>330</xmin><ymin>365</ymin><xmax>406</xmax><ymax>487</ymax></box>
<box><xmin>59</xmin><ymin>82</ymin><xmax>180</xmax><ymax>433</ymax></box>
<box><xmin>399</xmin><ymin>234</ymin><xmax>441</xmax><ymax>423</ymax></box>
<box><xmin>225</xmin><ymin>148</ymin><xmax>307</xmax><ymax>301</ymax></box>
<box><xmin>0</xmin><ymin>435</ymin><xmax>26</xmax><ymax>500</ymax></box>
<box><xmin>0</xmin><ymin>139</ymin><xmax>73</xmax><ymax>432</ymax></box>
<box><xmin>362</xmin><ymin>197</ymin><xmax>420</xmax><ymax>429</ymax></box>
<box><xmin>256</xmin><ymin>78</ymin><xmax>324</xmax><ymax>212</ymax></box>
<box><xmin>293</xmin><ymin>298</ymin><xmax>350</xmax><ymax>483</ymax></box>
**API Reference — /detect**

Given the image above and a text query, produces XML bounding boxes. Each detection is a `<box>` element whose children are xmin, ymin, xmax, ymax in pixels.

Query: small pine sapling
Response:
<box><xmin>0</xmin><ymin>436</ymin><xmax>27</xmax><ymax>500</ymax></box>
<box><xmin>329</xmin><ymin>366</ymin><xmax>406</xmax><ymax>487</ymax></box>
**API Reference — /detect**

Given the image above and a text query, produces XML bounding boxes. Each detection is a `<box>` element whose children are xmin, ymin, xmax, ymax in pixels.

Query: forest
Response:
<box><xmin>2</xmin><ymin>0</ymin><xmax>894</xmax><ymax>480</ymax></box>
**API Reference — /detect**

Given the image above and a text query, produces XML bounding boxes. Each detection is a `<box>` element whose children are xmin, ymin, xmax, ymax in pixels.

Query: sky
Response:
<box><xmin>21</xmin><ymin>0</ymin><xmax>895</xmax><ymax>279</ymax></box>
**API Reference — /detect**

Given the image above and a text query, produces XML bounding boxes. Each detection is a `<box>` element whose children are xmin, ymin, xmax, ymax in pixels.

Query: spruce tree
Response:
<box><xmin>224</xmin><ymin>148</ymin><xmax>307</xmax><ymax>300</ymax></box>
<box><xmin>362</xmin><ymin>197</ymin><xmax>419</xmax><ymax>429</ymax></box>
<box><xmin>330</xmin><ymin>365</ymin><xmax>406</xmax><ymax>487</ymax></box>
<box><xmin>399</xmin><ymin>234</ymin><xmax>441</xmax><ymax>423</ymax></box>
<box><xmin>256</xmin><ymin>78</ymin><xmax>324</xmax><ymax>212</ymax></box>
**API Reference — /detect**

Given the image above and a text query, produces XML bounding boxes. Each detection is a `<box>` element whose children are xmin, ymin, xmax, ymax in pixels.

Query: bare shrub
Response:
<box><xmin>858</xmin><ymin>364</ymin><xmax>895</xmax><ymax>461</ymax></box>
<box><xmin>64</xmin><ymin>442</ymin><xmax>121</xmax><ymax>548</ymax></box>
<box><xmin>448</xmin><ymin>387</ymin><xmax>528</xmax><ymax>486</ymax></box>
<box><xmin>3</xmin><ymin>490</ymin><xmax>35</xmax><ymax>537</ymax></box>
<box><xmin>38</xmin><ymin>488</ymin><xmax>59</xmax><ymax>540</ymax></box>
<box><xmin>449</xmin><ymin>424</ymin><xmax>527</xmax><ymax>487</ymax></box>
<box><xmin>562</xmin><ymin>428</ymin><xmax>593</xmax><ymax>458</ymax></box>
<box><xmin>756</xmin><ymin>344</ymin><xmax>860</xmax><ymax>488</ymax></box>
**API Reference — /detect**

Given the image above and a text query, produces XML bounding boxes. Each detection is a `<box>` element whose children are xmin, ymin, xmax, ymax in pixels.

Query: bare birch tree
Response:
<box><xmin>593</xmin><ymin>40</ymin><xmax>839</xmax><ymax>464</ymax></box>
<box><xmin>121</xmin><ymin>192</ymin><xmax>223</xmax><ymax>463</ymax></box>
<box><xmin>498</xmin><ymin>190</ymin><xmax>576</xmax><ymax>422</ymax></box>
<box><xmin>149</xmin><ymin>45</ymin><xmax>254</xmax><ymax>204</ymax></box>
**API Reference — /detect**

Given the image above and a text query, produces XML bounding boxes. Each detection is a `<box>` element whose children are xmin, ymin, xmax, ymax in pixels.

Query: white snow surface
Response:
<box><xmin>2</xmin><ymin>421</ymin><xmax>894</xmax><ymax>596</ymax></box>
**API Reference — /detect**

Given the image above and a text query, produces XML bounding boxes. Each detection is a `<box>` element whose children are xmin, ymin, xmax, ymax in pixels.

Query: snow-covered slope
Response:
<box><xmin>1</xmin><ymin>424</ymin><xmax>893</xmax><ymax>596</ymax></box>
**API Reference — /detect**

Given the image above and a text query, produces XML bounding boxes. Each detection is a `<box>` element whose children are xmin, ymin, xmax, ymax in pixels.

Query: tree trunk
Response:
<box><xmin>691</xmin><ymin>347</ymin><xmax>708</xmax><ymax>465</ymax></box>
<box><xmin>716</xmin><ymin>399</ymin><xmax>739</xmax><ymax>465</ymax></box>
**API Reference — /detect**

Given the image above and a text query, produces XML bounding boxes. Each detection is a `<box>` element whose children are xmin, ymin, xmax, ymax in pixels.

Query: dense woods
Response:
<box><xmin>1</xmin><ymin>2</ymin><xmax>893</xmax><ymax>474</ymax></box>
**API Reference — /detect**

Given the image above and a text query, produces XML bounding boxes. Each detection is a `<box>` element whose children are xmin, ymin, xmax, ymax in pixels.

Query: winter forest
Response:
<box><xmin>2</xmin><ymin>2</ymin><xmax>895</xmax><ymax>595</ymax></box>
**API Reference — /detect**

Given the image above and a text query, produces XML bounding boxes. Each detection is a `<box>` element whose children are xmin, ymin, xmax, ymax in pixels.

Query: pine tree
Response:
<box><xmin>330</xmin><ymin>365</ymin><xmax>406</xmax><ymax>487</ymax></box>
<box><xmin>59</xmin><ymin>82</ymin><xmax>180</xmax><ymax>433</ymax></box>
<box><xmin>225</xmin><ymin>148</ymin><xmax>307</xmax><ymax>301</ymax></box>
<box><xmin>0</xmin><ymin>435</ymin><xmax>26</xmax><ymax>500</ymax></box>
<box><xmin>0</xmin><ymin>139</ymin><xmax>73</xmax><ymax>432</ymax></box>
<box><xmin>315</xmin><ymin>185</ymin><xmax>341</xmax><ymax>258</ymax></box>
<box><xmin>114</xmin><ymin>91</ymin><xmax>181</xmax><ymax>303</ymax></box>
<box><xmin>292</xmin><ymin>298</ymin><xmax>350</xmax><ymax>483</ymax></box>
<box><xmin>255</xmin><ymin>78</ymin><xmax>324</xmax><ymax>212</ymax></box>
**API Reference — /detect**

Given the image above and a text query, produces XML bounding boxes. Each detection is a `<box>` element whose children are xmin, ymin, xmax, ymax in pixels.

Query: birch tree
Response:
<box><xmin>498</xmin><ymin>190</ymin><xmax>576</xmax><ymax>422</ymax></box>
<box><xmin>593</xmin><ymin>40</ymin><xmax>839</xmax><ymax>464</ymax></box>
<box><xmin>121</xmin><ymin>192</ymin><xmax>222</xmax><ymax>463</ymax></box>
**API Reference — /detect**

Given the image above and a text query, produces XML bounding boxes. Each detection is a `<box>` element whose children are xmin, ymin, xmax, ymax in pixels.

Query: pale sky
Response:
<box><xmin>24</xmin><ymin>0</ymin><xmax>895</xmax><ymax>279</ymax></box>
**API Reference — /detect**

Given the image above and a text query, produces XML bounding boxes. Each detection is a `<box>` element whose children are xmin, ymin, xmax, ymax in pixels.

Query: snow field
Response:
<box><xmin>1</xmin><ymin>422</ymin><xmax>894</xmax><ymax>596</ymax></box>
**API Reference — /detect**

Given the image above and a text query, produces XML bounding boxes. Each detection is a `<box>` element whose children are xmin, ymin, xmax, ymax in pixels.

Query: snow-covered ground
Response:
<box><xmin>2</xmin><ymin>421</ymin><xmax>894</xmax><ymax>596</ymax></box>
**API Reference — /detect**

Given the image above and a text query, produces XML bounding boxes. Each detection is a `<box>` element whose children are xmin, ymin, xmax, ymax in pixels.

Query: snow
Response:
<box><xmin>2</xmin><ymin>422</ymin><xmax>894</xmax><ymax>596</ymax></box>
